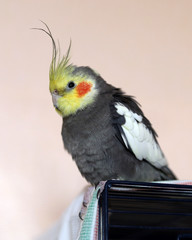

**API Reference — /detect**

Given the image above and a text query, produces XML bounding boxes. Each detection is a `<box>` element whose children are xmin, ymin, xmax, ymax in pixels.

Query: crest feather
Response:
<box><xmin>33</xmin><ymin>21</ymin><xmax>72</xmax><ymax>81</ymax></box>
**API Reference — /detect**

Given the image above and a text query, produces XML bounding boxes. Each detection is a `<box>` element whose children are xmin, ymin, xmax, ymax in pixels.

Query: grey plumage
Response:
<box><xmin>36</xmin><ymin>23</ymin><xmax>176</xmax><ymax>185</ymax></box>
<box><xmin>61</xmin><ymin>67</ymin><xmax>176</xmax><ymax>185</ymax></box>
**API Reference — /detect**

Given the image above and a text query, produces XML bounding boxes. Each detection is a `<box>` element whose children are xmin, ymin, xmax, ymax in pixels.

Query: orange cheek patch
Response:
<box><xmin>76</xmin><ymin>82</ymin><xmax>92</xmax><ymax>97</ymax></box>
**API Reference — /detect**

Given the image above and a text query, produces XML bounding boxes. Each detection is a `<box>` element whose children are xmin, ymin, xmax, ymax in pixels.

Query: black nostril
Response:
<box><xmin>53</xmin><ymin>89</ymin><xmax>59</xmax><ymax>95</ymax></box>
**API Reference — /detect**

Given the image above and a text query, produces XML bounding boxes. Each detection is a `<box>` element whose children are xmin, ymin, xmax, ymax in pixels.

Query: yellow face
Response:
<box><xmin>49</xmin><ymin>72</ymin><xmax>98</xmax><ymax>117</ymax></box>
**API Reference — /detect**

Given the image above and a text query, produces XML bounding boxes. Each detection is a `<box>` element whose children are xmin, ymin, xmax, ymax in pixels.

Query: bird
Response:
<box><xmin>38</xmin><ymin>23</ymin><xmax>177</xmax><ymax>186</ymax></box>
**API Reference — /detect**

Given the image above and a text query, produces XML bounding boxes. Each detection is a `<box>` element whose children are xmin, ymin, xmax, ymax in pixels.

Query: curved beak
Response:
<box><xmin>51</xmin><ymin>93</ymin><xmax>60</xmax><ymax>109</ymax></box>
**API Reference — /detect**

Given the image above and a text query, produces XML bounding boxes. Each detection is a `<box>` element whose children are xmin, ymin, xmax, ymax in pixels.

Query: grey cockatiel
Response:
<box><xmin>41</xmin><ymin>25</ymin><xmax>176</xmax><ymax>185</ymax></box>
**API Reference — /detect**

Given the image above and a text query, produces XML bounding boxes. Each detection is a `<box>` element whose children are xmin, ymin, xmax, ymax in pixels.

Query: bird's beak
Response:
<box><xmin>51</xmin><ymin>93</ymin><xmax>60</xmax><ymax>109</ymax></box>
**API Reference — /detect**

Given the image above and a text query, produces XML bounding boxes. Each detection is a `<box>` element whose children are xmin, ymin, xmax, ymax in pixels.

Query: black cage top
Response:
<box><xmin>99</xmin><ymin>180</ymin><xmax>192</xmax><ymax>240</ymax></box>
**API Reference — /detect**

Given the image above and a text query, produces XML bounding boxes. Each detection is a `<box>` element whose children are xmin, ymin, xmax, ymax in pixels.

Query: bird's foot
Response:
<box><xmin>78</xmin><ymin>181</ymin><xmax>107</xmax><ymax>220</ymax></box>
<box><xmin>95</xmin><ymin>181</ymin><xmax>107</xmax><ymax>199</ymax></box>
<box><xmin>78</xmin><ymin>186</ymin><xmax>94</xmax><ymax>220</ymax></box>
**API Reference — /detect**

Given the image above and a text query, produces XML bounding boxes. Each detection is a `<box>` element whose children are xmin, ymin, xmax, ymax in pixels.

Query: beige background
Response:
<box><xmin>1</xmin><ymin>0</ymin><xmax>192</xmax><ymax>239</ymax></box>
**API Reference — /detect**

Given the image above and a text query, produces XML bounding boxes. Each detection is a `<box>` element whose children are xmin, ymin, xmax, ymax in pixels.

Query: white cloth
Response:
<box><xmin>58</xmin><ymin>191</ymin><xmax>84</xmax><ymax>240</ymax></box>
<box><xmin>37</xmin><ymin>190</ymin><xmax>84</xmax><ymax>240</ymax></box>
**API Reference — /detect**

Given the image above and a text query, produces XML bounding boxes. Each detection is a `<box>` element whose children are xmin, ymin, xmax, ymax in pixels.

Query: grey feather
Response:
<box><xmin>61</xmin><ymin>70</ymin><xmax>176</xmax><ymax>185</ymax></box>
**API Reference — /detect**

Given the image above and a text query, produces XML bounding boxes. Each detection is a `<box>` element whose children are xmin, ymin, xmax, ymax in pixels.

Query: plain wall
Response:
<box><xmin>1</xmin><ymin>0</ymin><xmax>192</xmax><ymax>239</ymax></box>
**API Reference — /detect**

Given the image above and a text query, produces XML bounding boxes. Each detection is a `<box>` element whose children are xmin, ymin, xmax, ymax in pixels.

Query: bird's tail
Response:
<box><xmin>160</xmin><ymin>166</ymin><xmax>177</xmax><ymax>180</ymax></box>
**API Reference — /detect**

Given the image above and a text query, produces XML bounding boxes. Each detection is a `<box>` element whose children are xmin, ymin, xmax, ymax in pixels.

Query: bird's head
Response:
<box><xmin>34</xmin><ymin>22</ymin><xmax>107</xmax><ymax>117</ymax></box>
<box><xmin>43</xmin><ymin>29</ymin><xmax>99</xmax><ymax>118</ymax></box>
<box><xmin>49</xmin><ymin>58</ymin><xmax>99</xmax><ymax>117</ymax></box>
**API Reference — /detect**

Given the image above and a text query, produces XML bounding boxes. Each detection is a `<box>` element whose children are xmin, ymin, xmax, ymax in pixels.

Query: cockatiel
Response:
<box><xmin>40</xmin><ymin>24</ymin><xmax>176</xmax><ymax>185</ymax></box>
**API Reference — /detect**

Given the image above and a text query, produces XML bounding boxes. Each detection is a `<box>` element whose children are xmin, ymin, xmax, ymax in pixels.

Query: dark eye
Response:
<box><xmin>67</xmin><ymin>81</ymin><xmax>75</xmax><ymax>89</ymax></box>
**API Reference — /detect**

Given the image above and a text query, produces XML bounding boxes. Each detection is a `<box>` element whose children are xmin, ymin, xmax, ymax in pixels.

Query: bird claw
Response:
<box><xmin>78</xmin><ymin>211</ymin><xmax>84</xmax><ymax>221</ymax></box>
<box><xmin>83</xmin><ymin>201</ymin><xmax>88</xmax><ymax>208</ymax></box>
<box><xmin>96</xmin><ymin>181</ymin><xmax>107</xmax><ymax>199</ymax></box>
<box><xmin>78</xmin><ymin>186</ymin><xmax>94</xmax><ymax>220</ymax></box>
<box><xmin>97</xmin><ymin>188</ymin><xmax>101</xmax><ymax>199</ymax></box>
<box><xmin>79</xmin><ymin>202</ymin><xmax>88</xmax><ymax>221</ymax></box>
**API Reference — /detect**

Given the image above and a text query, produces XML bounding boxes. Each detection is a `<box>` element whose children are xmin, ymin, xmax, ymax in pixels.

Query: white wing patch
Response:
<box><xmin>115</xmin><ymin>103</ymin><xmax>167</xmax><ymax>168</ymax></box>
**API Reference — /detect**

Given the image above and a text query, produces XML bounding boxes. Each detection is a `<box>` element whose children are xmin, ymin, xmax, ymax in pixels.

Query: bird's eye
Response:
<box><xmin>67</xmin><ymin>81</ymin><xmax>76</xmax><ymax>89</ymax></box>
